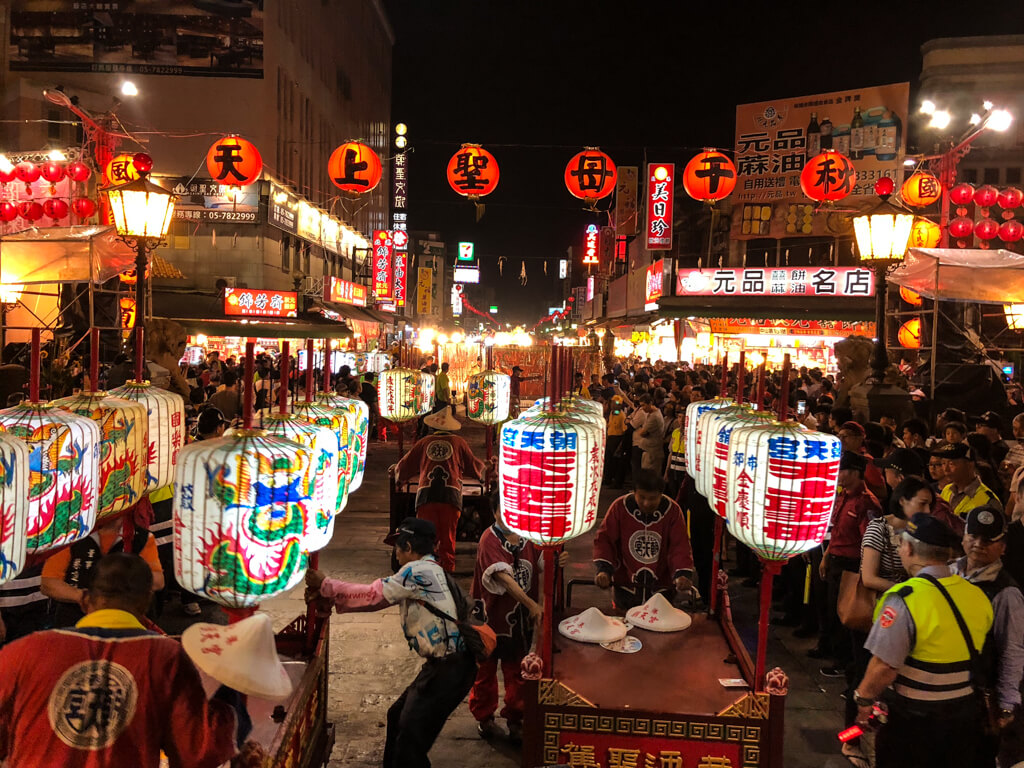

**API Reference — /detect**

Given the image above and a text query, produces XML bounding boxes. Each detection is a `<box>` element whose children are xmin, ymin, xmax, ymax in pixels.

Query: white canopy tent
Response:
<box><xmin>888</xmin><ymin>247</ymin><xmax>1024</xmax><ymax>304</ymax></box>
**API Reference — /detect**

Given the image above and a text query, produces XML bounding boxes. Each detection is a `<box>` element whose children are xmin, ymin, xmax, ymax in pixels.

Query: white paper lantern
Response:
<box><xmin>172</xmin><ymin>430</ymin><xmax>312</xmax><ymax>608</ymax></box>
<box><xmin>317</xmin><ymin>393</ymin><xmax>368</xmax><ymax>493</ymax></box>
<box><xmin>261</xmin><ymin>414</ymin><xmax>340</xmax><ymax>552</ymax></box>
<box><xmin>725</xmin><ymin>421</ymin><xmax>841</xmax><ymax>560</ymax></box>
<box><xmin>703</xmin><ymin>407</ymin><xmax>775</xmax><ymax>518</ymax></box>
<box><xmin>466</xmin><ymin>370</ymin><xmax>511</xmax><ymax>425</ymax></box>
<box><xmin>0</xmin><ymin>432</ymin><xmax>30</xmax><ymax>584</ymax></box>
<box><xmin>0</xmin><ymin>402</ymin><xmax>101</xmax><ymax>553</ymax></box>
<box><xmin>498</xmin><ymin>410</ymin><xmax>604</xmax><ymax>546</ymax></box>
<box><xmin>290</xmin><ymin>400</ymin><xmax>352</xmax><ymax>513</ymax></box>
<box><xmin>695</xmin><ymin>404</ymin><xmax>756</xmax><ymax>500</ymax></box>
<box><xmin>684</xmin><ymin>398</ymin><xmax>733</xmax><ymax>481</ymax></box>
<box><xmin>378</xmin><ymin>368</ymin><xmax>434</xmax><ymax>423</ymax></box>
<box><xmin>108</xmin><ymin>381</ymin><xmax>186</xmax><ymax>492</ymax></box>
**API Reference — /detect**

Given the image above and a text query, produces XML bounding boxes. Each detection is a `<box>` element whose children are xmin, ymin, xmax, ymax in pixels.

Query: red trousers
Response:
<box><xmin>416</xmin><ymin>502</ymin><xmax>459</xmax><ymax>572</ymax></box>
<box><xmin>468</xmin><ymin>652</ymin><xmax>525</xmax><ymax>724</ymax></box>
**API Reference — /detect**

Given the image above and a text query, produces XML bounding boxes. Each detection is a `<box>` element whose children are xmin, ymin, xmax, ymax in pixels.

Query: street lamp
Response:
<box><xmin>104</xmin><ymin>175</ymin><xmax>175</xmax><ymax>332</ymax></box>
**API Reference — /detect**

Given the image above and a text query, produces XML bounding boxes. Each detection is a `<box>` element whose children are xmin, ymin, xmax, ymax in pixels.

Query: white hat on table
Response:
<box><xmin>558</xmin><ymin>606</ymin><xmax>628</xmax><ymax>644</ymax></box>
<box><xmin>625</xmin><ymin>592</ymin><xmax>692</xmax><ymax>632</ymax></box>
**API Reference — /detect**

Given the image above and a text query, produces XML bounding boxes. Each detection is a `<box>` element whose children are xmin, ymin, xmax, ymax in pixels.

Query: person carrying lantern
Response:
<box><xmin>592</xmin><ymin>469</ymin><xmax>694</xmax><ymax>610</ymax></box>
<box><xmin>394</xmin><ymin>409</ymin><xmax>492</xmax><ymax>572</ymax></box>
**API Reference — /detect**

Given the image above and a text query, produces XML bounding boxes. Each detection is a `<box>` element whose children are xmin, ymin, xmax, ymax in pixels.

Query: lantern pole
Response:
<box><xmin>241</xmin><ymin>342</ymin><xmax>255</xmax><ymax>431</ymax></box>
<box><xmin>541</xmin><ymin>546</ymin><xmax>555</xmax><ymax>677</ymax></box>
<box><xmin>30</xmin><ymin>328</ymin><xmax>40</xmax><ymax>402</ymax></box>
<box><xmin>719</xmin><ymin>352</ymin><xmax>729</xmax><ymax>399</ymax></box>
<box><xmin>133</xmin><ymin>326</ymin><xmax>145</xmax><ymax>384</ymax></box>
<box><xmin>89</xmin><ymin>327</ymin><xmax>100</xmax><ymax>392</ymax></box>
<box><xmin>305</xmin><ymin>338</ymin><xmax>315</xmax><ymax>403</ymax></box>
<box><xmin>709</xmin><ymin>351</ymin><xmax>730</xmax><ymax>616</ymax></box>
<box><xmin>279</xmin><ymin>342</ymin><xmax>290</xmax><ymax>414</ymax></box>
<box><xmin>756</xmin><ymin>361</ymin><xmax>767</xmax><ymax>410</ymax></box>
<box><xmin>323</xmin><ymin>338</ymin><xmax>332</xmax><ymax>395</ymax></box>
<box><xmin>777</xmin><ymin>354</ymin><xmax>792</xmax><ymax>422</ymax></box>
<box><xmin>735</xmin><ymin>350</ymin><xmax>745</xmax><ymax>404</ymax></box>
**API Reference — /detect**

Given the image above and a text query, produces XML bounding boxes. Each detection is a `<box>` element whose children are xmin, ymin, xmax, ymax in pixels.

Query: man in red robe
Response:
<box><xmin>593</xmin><ymin>469</ymin><xmax>695</xmax><ymax>610</ymax></box>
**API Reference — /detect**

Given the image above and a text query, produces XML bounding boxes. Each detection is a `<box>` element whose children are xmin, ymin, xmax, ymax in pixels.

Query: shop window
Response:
<box><xmin>281</xmin><ymin>235</ymin><xmax>290</xmax><ymax>271</ymax></box>
<box><xmin>984</xmin><ymin>167</ymin><xmax>1000</xmax><ymax>184</ymax></box>
<box><xmin>1008</xmin><ymin>167</ymin><xmax>1022</xmax><ymax>185</ymax></box>
<box><xmin>960</xmin><ymin>168</ymin><xmax>978</xmax><ymax>184</ymax></box>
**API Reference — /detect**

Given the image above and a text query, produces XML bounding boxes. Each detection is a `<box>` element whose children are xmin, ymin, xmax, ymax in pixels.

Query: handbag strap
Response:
<box><xmin>919</xmin><ymin>573</ymin><xmax>980</xmax><ymax>664</ymax></box>
<box><xmin>416</xmin><ymin>596</ymin><xmax>459</xmax><ymax>626</ymax></box>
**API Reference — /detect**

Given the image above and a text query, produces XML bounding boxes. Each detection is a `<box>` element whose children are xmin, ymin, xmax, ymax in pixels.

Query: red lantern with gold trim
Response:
<box><xmin>800</xmin><ymin>151</ymin><xmax>856</xmax><ymax>203</ymax></box>
<box><xmin>899</xmin><ymin>286</ymin><xmax>923</xmax><ymax>306</ymax></box>
<box><xmin>205</xmin><ymin>136</ymin><xmax>262</xmax><ymax>187</ymax></box>
<box><xmin>66</xmin><ymin>161</ymin><xmax>91</xmax><ymax>183</ymax></box>
<box><xmin>975</xmin><ymin>185</ymin><xmax>999</xmax><ymax>208</ymax></box>
<box><xmin>898</xmin><ymin>318</ymin><xmax>922</xmax><ymax>349</ymax></box>
<box><xmin>328</xmin><ymin>141</ymin><xmax>382</xmax><ymax>194</ymax></box>
<box><xmin>446</xmin><ymin>144</ymin><xmax>499</xmax><ymax>199</ymax></box>
<box><xmin>43</xmin><ymin>198</ymin><xmax>68</xmax><ymax>220</ymax></box>
<box><xmin>908</xmin><ymin>219</ymin><xmax>941</xmax><ymax>248</ymax></box>
<box><xmin>564</xmin><ymin>149</ymin><xmax>617</xmax><ymax>202</ymax></box>
<box><xmin>40</xmin><ymin>161</ymin><xmax>65</xmax><ymax>184</ymax></box>
<box><xmin>901</xmin><ymin>172</ymin><xmax>942</xmax><ymax>207</ymax></box>
<box><xmin>682</xmin><ymin>150</ymin><xmax>736</xmax><ymax>202</ymax></box>
<box><xmin>976</xmin><ymin>218</ymin><xmax>1000</xmax><ymax>241</ymax></box>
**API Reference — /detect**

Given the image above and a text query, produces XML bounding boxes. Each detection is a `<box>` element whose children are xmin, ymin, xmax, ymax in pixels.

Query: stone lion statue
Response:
<box><xmin>147</xmin><ymin>318</ymin><xmax>190</xmax><ymax>399</ymax></box>
<box><xmin>833</xmin><ymin>335</ymin><xmax>874</xmax><ymax>407</ymax></box>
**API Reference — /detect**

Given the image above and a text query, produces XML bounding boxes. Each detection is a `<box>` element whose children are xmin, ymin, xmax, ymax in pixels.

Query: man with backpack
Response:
<box><xmin>305</xmin><ymin>518</ymin><xmax>481</xmax><ymax>768</ymax></box>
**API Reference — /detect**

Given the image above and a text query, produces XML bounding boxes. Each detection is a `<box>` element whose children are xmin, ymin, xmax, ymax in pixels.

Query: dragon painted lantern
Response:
<box><xmin>107</xmin><ymin>381</ymin><xmax>186</xmax><ymax>492</ymax></box>
<box><xmin>0</xmin><ymin>433</ymin><xmax>30</xmax><ymax>584</ymax></box>
<box><xmin>316</xmin><ymin>392</ymin><xmax>369</xmax><ymax>493</ymax></box>
<box><xmin>378</xmin><ymin>367</ymin><xmax>434</xmax><ymax>423</ymax></box>
<box><xmin>291</xmin><ymin>399</ymin><xmax>352</xmax><ymax>514</ymax></box>
<box><xmin>466</xmin><ymin>370</ymin><xmax>511</xmax><ymax>426</ymax></box>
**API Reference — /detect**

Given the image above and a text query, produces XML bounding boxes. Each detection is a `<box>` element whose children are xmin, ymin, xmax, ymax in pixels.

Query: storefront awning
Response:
<box><xmin>656</xmin><ymin>295</ymin><xmax>875</xmax><ymax>322</ymax></box>
<box><xmin>888</xmin><ymin>248</ymin><xmax>1024</xmax><ymax>304</ymax></box>
<box><xmin>153</xmin><ymin>291</ymin><xmax>351</xmax><ymax>339</ymax></box>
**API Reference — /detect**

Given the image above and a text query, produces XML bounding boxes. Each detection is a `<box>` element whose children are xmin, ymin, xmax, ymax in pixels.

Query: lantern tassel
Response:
<box><xmin>475</xmin><ymin>201</ymin><xmax>485</xmax><ymax>222</ymax></box>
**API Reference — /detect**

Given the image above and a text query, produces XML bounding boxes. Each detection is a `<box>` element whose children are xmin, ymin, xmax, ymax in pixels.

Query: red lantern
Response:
<box><xmin>682</xmin><ymin>151</ymin><xmax>736</xmax><ymax>202</ymax></box>
<box><xmin>1000</xmin><ymin>220</ymin><xmax>1024</xmax><ymax>243</ymax></box>
<box><xmin>800</xmin><ymin>151</ymin><xmax>856</xmax><ymax>203</ymax></box>
<box><xmin>998</xmin><ymin>188</ymin><xmax>1024</xmax><ymax>210</ymax></box>
<box><xmin>898</xmin><ymin>318</ymin><xmax>921</xmax><ymax>349</ymax></box>
<box><xmin>901</xmin><ymin>172</ymin><xmax>942</xmax><ymax>207</ymax></box>
<box><xmin>14</xmin><ymin>162</ymin><xmax>40</xmax><ymax>186</ymax></box>
<box><xmin>18</xmin><ymin>201</ymin><xmax>43</xmax><ymax>221</ymax></box>
<box><xmin>564</xmin><ymin>149</ymin><xmax>617</xmax><ymax>202</ymax></box>
<box><xmin>40</xmin><ymin>161</ymin><xmax>65</xmax><ymax>184</ymax></box>
<box><xmin>0</xmin><ymin>202</ymin><xmax>17</xmax><ymax>222</ymax></box>
<box><xmin>975</xmin><ymin>185</ymin><xmax>999</xmax><ymax>208</ymax></box>
<box><xmin>900</xmin><ymin>286</ymin><xmax>923</xmax><ymax>306</ymax></box>
<box><xmin>0</xmin><ymin>167</ymin><xmax>15</xmax><ymax>184</ymax></box>
<box><xmin>874</xmin><ymin>177</ymin><xmax>895</xmax><ymax>197</ymax></box>
<box><xmin>949</xmin><ymin>217</ymin><xmax>974</xmax><ymax>239</ymax></box>
<box><xmin>42</xmin><ymin>199</ymin><xmax>68</xmax><ymax>220</ymax></box>
<box><xmin>103</xmin><ymin>154</ymin><xmax>141</xmax><ymax>186</ymax></box>
<box><xmin>909</xmin><ymin>219</ymin><xmax>942</xmax><ymax>248</ymax></box>
<box><xmin>976</xmin><ymin>218</ymin><xmax>1000</xmax><ymax>241</ymax></box>
<box><xmin>66</xmin><ymin>161</ymin><xmax>91</xmax><ymax>183</ymax></box>
<box><xmin>206</xmin><ymin>136</ymin><xmax>262</xmax><ymax>187</ymax></box>
<box><xmin>72</xmin><ymin>197</ymin><xmax>97</xmax><ymax>219</ymax></box>
<box><xmin>446</xmin><ymin>144</ymin><xmax>499</xmax><ymax>199</ymax></box>
<box><xmin>950</xmin><ymin>183</ymin><xmax>975</xmax><ymax>206</ymax></box>
<box><xmin>328</xmin><ymin>141</ymin><xmax>382</xmax><ymax>194</ymax></box>
<box><xmin>132</xmin><ymin>153</ymin><xmax>153</xmax><ymax>175</ymax></box>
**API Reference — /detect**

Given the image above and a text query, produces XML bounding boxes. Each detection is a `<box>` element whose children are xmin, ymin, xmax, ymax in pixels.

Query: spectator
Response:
<box><xmin>635</xmin><ymin>395</ymin><xmax>665</xmax><ymax>472</ymax></box>
<box><xmin>944</xmin><ymin>421</ymin><xmax>968</xmax><ymax>445</ymax></box>
<box><xmin>975</xmin><ymin>411</ymin><xmax>1010</xmax><ymax>466</ymax></box>
<box><xmin>935</xmin><ymin>443</ymin><xmax>1003</xmax><ymax>519</ymax></box>
<box><xmin>207</xmin><ymin>370</ymin><xmax>241</xmax><ymax>421</ymax></box>
<box><xmin>901</xmin><ymin>418</ymin><xmax>930</xmax><ymax>451</ymax></box>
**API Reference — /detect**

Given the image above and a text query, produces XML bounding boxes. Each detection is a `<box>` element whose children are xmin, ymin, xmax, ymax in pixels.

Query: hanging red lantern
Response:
<box><xmin>800</xmin><ymin>151</ymin><xmax>856</xmax><ymax>203</ymax></box>
<box><xmin>328</xmin><ymin>141</ymin><xmax>382</xmax><ymax>194</ymax></box>
<box><xmin>72</xmin><ymin>197</ymin><xmax>97</xmax><ymax>218</ymax></box>
<box><xmin>681</xmin><ymin>150</ymin><xmax>736</xmax><ymax>202</ymax></box>
<box><xmin>950</xmin><ymin>183</ymin><xmax>975</xmax><ymax>206</ymax></box>
<box><xmin>66</xmin><ymin>161</ymin><xmax>91</xmax><ymax>183</ymax></box>
<box><xmin>975</xmin><ymin>185</ymin><xmax>999</xmax><ymax>208</ymax></box>
<box><xmin>908</xmin><ymin>219</ymin><xmax>942</xmax><ymax>248</ymax></box>
<box><xmin>40</xmin><ymin>161</ymin><xmax>65</xmax><ymax>184</ymax></box>
<box><xmin>206</xmin><ymin>135</ymin><xmax>262</xmax><ymax>187</ymax></box>
<box><xmin>1000</xmin><ymin>220</ymin><xmax>1024</xmax><ymax>243</ymax></box>
<box><xmin>898</xmin><ymin>318</ymin><xmax>921</xmax><ymax>348</ymax></box>
<box><xmin>949</xmin><ymin>216</ymin><xmax>974</xmax><ymax>239</ymax></box>
<box><xmin>103</xmin><ymin>154</ymin><xmax>141</xmax><ymax>186</ymax></box>
<box><xmin>564</xmin><ymin>149</ymin><xmax>617</xmax><ymax>202</ymax></box>
<box><xmin>901</xmin><ymin>171</ymin><xmax>942</xmax><ymax>207</ymax></box>
<box><xmin>0</xmin><ymin>167</ymin><xmax>15</xmax><ymax>184</ymax></box>
<box><xmin>18</xmin><ymin>201</ymin><xmax>43</xmax><ymax>221</ymax></box>
<box><xmin>900</xmin><ymin>286</ymin><xmax>923</xmax><ymax>306</ymax></box>
<box><xmin>976</xmin><ymin>218</ymin><xmax>1000</xmax><ymax>241</ymax></box>
<box><xmin>874</xmin><ymin>177</ymin><xmax>896</xmax><ymax>197</ymax></box>
<box><xmin>14</xmin><ymin>162</ymin><xmax>40</xmax><ymax>185</ymax></box>
<box><xmin>998</xmin><ymin>188</ymin><xmax>1024</xmax><ymax>210</ymax></box>
<box><xmin>132</xmin><ymin>153</ymin><xmax>153</xmax><ymax>175</ymax></box>
<box><xmin>43</xmin><ymin>198</ymin><xmax>68</xmax><ymax>220</ymax></box>
<box><xmin>0</xmin><ymin>201</ymin><xmax>17</xmax><ymax>222</ymax></box>
<box><xmin>446</xmin><ymin>144</ymin><xmax>499</xmax><ymax>199</ymax></box>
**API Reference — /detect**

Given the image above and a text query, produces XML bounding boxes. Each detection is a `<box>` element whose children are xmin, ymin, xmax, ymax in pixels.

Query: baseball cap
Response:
<box><xmin>966</xmin><ymin>506</ymin><xmax>1006</xmax><ymax>541</ymax></box>
<box><xmin>839</xmin><ymin>450</ymin><xmax>867</xmax><ymax>473</ymax></box>
<box><xmin>197</xmin><ymin>407</ymin><xmax>227</xmax><ymax>434</ymax></box>
<box><xmin>931</xmin><ymin>442</ymin><xmax>974</xmax><ymax>461</ymax></box>
<box><xmin>905</xmin><ymin>513</ymin><xmax>959</xmax><ymax>548</ymax></box>
<box><xmin>874</xmin><ymin>448</ymin><xmax>925</xmax><ymax>476</ymax></box>
<box><xmin>974</xmin><ymin>411</ymin><xmax>1003</xmax><ymax>430</ymax></box>
<box><xmin>839</xmin><ymin>421</ymin><xmax>866</xmax><ymax>437</ymax></box>
<box><xmin>383</xmin><ymin>516</ymin><xmax>437</xmax><ymax>546</ymax></box>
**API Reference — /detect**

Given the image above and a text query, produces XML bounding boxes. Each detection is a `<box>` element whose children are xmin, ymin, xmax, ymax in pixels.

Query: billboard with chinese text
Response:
<box><xmin>708</xmin><ymin>317</ymin><xmax>875</xmax><ymax>337</ymax></box>
<box><xmin>676</xmin><ymin>266</ymin><xmax>875</xmax><ymax>298</ymax></box>
<box><xmin>224</xmin><ymin>288</ymin><xmax>297</xmax><ymax>318</ymax></box>
<box><xmin>323</xmin><ymin>277</ymin><xmax>367</xmax><ymax>307</ymax></box>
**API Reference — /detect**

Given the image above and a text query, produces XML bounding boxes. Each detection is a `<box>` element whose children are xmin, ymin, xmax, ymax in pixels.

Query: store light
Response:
<box><xmin>120</xmin><ymin>81</ymin><xmax>139</xmax><ymax>97</ymax></box>
<box><xmin>928</xmin><ymin>110</ymin><xmax>951</xmax><ymax>130</ymax></box>
<box><xmin>1005</xmin><ymin>305</ymin><xmax>1024</xmax><ymax>331</ymax></box>
<box><xmin>988</xmin><ymin>109</ymin><xmax>1014</xmax><ymax>133</ymax></box>
<box><xmin>47</xmin><ymin>149</ymin><xmax>67</xmax><ymax>161</ymax></box>
<box><xmin>983</xmin><ymin>100</ymin><xmax>994</xmax><ymax>112</ymax></box>
<box><xmin>0</xmin><ymin>283</ymin><xmax>23</xmax><ymax>305</ymax></box>
<box><xmin>105</xmin><ymin>177</ymin><xmax>176</xmax><ymax>239</ymax></box>
<box><xmin>0</xmin><ymin>155</ymin><xmax>13</xmax><ymax>174</ymax></box>
<box><xmin>920</xmin><ymin>100</ymin><xmax>936</xmax><ymax>116</ymax></box>
<box><xmin>854</xmin><ymin>208</ymin><xmax>914</xmax><ymax>261</ymax></box>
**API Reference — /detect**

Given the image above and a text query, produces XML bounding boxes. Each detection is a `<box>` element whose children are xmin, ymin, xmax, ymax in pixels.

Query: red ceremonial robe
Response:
<box><xmin>471</xmin><ymin>525</ymin><xmax>541</xmax><ymax>639</ymax></box>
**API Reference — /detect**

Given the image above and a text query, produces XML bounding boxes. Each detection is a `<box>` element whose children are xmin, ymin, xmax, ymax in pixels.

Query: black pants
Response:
<box><xmin>686</xmin><ymin>485</ymin><xmax>715</xmax><ymax>603</ymax></box>
<box><xmin>604</xmin><ymin>435</ymin><xmax>627</xmax><ymax>486</ymax></box>
<box><xmin>383</xmin><ymin>651</ymin><xmax>477</xmax><ymax>768</ymax></box>
<box><xmin>825</xmin><ymin>555</ymin><xmax>859</xmax><ymax>666</ymax></box>
<box><xmin>0</xmin><ymin>601</ymin><xmax>50</xmax><ymax>647</ymax></box>
<box><xmin>876</xmin><ymin>705</ymin><xmax>985</xmax><ymax>768</ymax></box>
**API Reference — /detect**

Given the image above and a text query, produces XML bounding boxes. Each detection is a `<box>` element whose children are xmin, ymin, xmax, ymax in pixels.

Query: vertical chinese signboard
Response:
<box><xmin>645</xmin><ymin>259</ymin><xmax>666</xmax><ymax>310</ymax></box>
<box><xmin>393</xmin><ymin>230</ymin><xmax>409</xmax><ymax>308</ymax></box>
<box><xmin>583</xmin><ymin>224</ymin><xmax>599</xmax><ymax>266</ymax></box>
<box><xmin>416</xmin><ymin>267</ymin><xmax>433</xmax><ymax>316</ymax></box>
<box><xmin>614</xmin><ymin>166</ymin><xmax>638</xmax><ymax>236</ymax></box>
<box><xmin>645</xmin><ymin>164</ymin><xmax>674</xmax><ymax>250</ymax></box>
<box><xmin>392</xmin><ymin>151</ymin><xmax>408</xmax><ymax>232</ymax></box>
<box><xmin>733</xmin><ymin>82</ymin><xmax>909</xmax><ymax>240</ymax></box>
<box><xmin>372</xmin><ymin>230</ymin><xmax>394</xmax><ymax>300</ymax></box>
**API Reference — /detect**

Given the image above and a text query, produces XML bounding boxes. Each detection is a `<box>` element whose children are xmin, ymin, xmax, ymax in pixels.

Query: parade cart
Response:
<box><xmin>388</xmin><ymin>469</ymin><xmax>495</xmax><ymax>542</ymax></box>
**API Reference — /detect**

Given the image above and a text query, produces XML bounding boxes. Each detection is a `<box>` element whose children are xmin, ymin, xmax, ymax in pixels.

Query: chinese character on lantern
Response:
<box><xmin>565</xmin><ymin>149</ymin><xmax>617</xmax><ymax>203</ymax></box>
<box><xmin>446</xmin><ymin>144</ymin><xmax>499</xmax><ymax>199</ymax></box>
<box><xmin>328</xmin><ymin>141</ymin><xmax>383</xmax><ymax>194</ymax></box>
<box><xmin>800</xmin><ymin>151</ymin><xmax>857</xmax><ymax>203</ymax></box>
<box><xmin>206</xmin><ymin>136</ymin><xmax>262</xmax><ymax>187</ymax></box>
<box><xmin>683</xmin><ymin>151</ymin><xmax>737</xmax><ymax>202</ymax></box>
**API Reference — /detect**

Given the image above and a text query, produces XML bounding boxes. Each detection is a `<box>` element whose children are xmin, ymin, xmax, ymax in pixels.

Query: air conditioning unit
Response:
<box><xmin>303</xmin><ymin>276</ymin><xmax>324</xmax><ymax>297</ymax></box>
<box><xmin>213</xmin><ymin>276</ymin><xmax>237</xmax><ymax>289</ymax></box>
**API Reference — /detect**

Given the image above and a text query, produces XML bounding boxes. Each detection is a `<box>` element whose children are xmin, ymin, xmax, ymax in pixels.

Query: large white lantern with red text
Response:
<box><xmin>725</xmin><ymin>422</ymin><xmax>841</xmax><ymax>560</ymax></box>
<box><xmin>378</xmin><ymin>368</ymin><xmax>434</xmax><ymax>423</ymax></box>
<box><xmin>108</xmin><ymin>381</ymin><xmax>186</xmax><ymax>492</ymax></box>
<box><xmin>0</xmin><ymin>433</ymin><xmax>30</xmax><ymax>584</ymax></box>
<box><xmin>317</xmin><ymin>393</ymin><xmax>368</xmax><ymax>492</ymax></box>
<box><xmin>498</xmin><ymin>411</ymin><xmax>603</xmax><ymax>546</ymax></box>
<box><xmin>54</xmin><ymin>391</ymin><xmax>148</xmax><ymax>522</ymax></box>
<box><xmin>703</xmin><ymin>407</ymin><xmax>776</xmax><ymax>518</ymax></box>
<box><xmin>172</xmin><ymin>430</ymin><xmax>312</xmax><ymax>608</ymax></box>
<box><xmin>685</xmin><ymin>398</ymin><xmax>733</xmax><ymax>483</ymax></box>
<box><xmin>466</xmin><ymin>370</ymin><xmax>511</xmax><ymax>425</ymax></box>
<box><xmin>0</xmin><ymin>402</ymin><xmax>101</xmax><ymax>553</ymax></box>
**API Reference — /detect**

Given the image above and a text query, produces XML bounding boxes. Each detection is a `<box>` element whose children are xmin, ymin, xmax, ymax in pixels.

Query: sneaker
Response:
<box><xmin>477</xmin><ymin>717</ymin><xmax>502</xmax><ymax>740</ymax></box>
<box><xmin>819</xmin><ymin>665</ymin><xmax>846</xmax><ymax>678</ymax></box>
<box><xmin>507</xmin><ymin>721</ymin><xmax>523</xmax><ymax>743</ymax></box>
<box><xmin>183</xmin><ymin>602</ymin><xmax>202</xmax><ymax>616</ymax></box>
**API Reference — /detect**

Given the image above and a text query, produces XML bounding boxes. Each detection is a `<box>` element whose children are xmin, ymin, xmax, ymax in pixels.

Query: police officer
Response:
<box><xmin>951</xmin><ymin>506</ymin><xmax>1024</xmax><ymax>766</ymax></box>
<box><xmin>852</xmin><ymin>513</ymin><xmax>993</xmax><ymax>768</ymax></box>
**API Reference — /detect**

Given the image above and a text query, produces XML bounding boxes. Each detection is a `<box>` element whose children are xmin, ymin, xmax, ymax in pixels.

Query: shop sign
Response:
<box><xmin>394</xmin><ymin>251</ymin><xmax>408</xmax><ymax>307</ymax></box>
<box><xmin>675</xmin><ymin>266</ymin><xmax>874</xmax><ymax>297</ymax></box>
<box><xmin>645</xmin><ymin>164</ymin><xmax>674</xmax><ymax>250</ymax></box>
<box><xmin>224</xmin><ymin>288</ymin><xmax>298</xmax><ymax>318</ymax></box>
<box><xmin>269</xmin><ymin>182</ymin><xmax>354</xmax><ymax>255</ymax></box>
<box><xmin>583</xmin><ymin>224</ymin><xmax>599</xmax><ymax>265</ymax></box>
<box><xmin>573</xmin><ymin>286</ymin><xmax>586</xmax><ymax>320</ymax></box>
<box><xmin>416</xmin><ymin>267</ymin><xmax>433</xmax><ymax>316</ymax></box>
<box><xmin>645</xmin><ymin>259</ymin><xmax>666</xmax><ymax>310</ymax></box>
<box><xmin>709</xmin><ymin>317</ymin><xmax>876</xmax><ymax>337</ymax></box>
<box><xmin>323</xmin><ymin>277</ymin><xmax>367</xmax><ymax>307</ymax></box>
<box><xmin>599</xmin><ymin>226</ymin><xmax>615</xmax><ymax>273</ymax></box>
<box><xmin>453</xmin><ymin>266</ymin><xmax>480</xmax><ymax>284</ymax></box>
<box><xmin>458</xmin><ymin>242</ymin><xmax>475</xmax><ymax>262</ymax></box>
<box><xmin>586</xmin><ymin>276</ymin><xmax>595</xmax><ymax>302</ymax></box>
<box><xmin>452</xmin><ymin>284</ymin><xmax>463</xmax><ymax>316</ymax></box>
<box><xmin>558</xmin><ymin>259</ymin><xmax>568</xmax><ymax>279</ymax></box>
<box><xmin>392</xmin><ymin>150</ymin><xmax>408</xmax><ymax>231</ymax></box>
<box><xmin>614</xmin><ymin>166</ymin><xmax>639</xmax><ymax>236</ymax></box>
<box><xmin>372</xmin><ymin>230</ymin><xmax>394</xmax><ymax>300</ymax></box>
<box><xmin>164</xmin><ymin>176</ymin><xmax>259</xmax><ymax>224</ymax></box>
<box><xmin>268</xmin><ymin>184</ymin><xmax>298</xmax><ymax>234</ymax></box>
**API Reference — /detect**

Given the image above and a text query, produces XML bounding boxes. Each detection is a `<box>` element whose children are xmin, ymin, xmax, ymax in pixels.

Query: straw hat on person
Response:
<box><xmin>182</xmin><ymin>613</ymin><xmax>294</xmax><ymax>700</ymax></box>
<box><xmin>625</xmin><ymin>592</ymin><xmax>693</xmax><ymax>633</ymax></box>
<box><xmin>423</xmin><ymin>410</ymin><xmax>462</xmax><ymax>432</ymax></box>
<box><xmin>558</xmin><ymin>607</ymin><xmax>628</xmax><ymax>644</ymax></box>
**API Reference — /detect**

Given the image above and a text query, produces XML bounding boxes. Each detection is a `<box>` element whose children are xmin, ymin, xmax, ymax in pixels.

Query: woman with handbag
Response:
<box><xmin>860</xmin><ymin>478</ymin><xmax>934</xmax><ymax>594</ymax></box>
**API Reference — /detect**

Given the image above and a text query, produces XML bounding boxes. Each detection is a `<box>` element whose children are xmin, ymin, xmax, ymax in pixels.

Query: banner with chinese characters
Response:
<box><xmin>645</xmin><ymin>164</ymin><xmax>675</xmax><ymax>250</ymax></box>
<box><xmin>555</xmin><ymin>730</ymin><xmax>742</xmax><ymax>768</ymax></box>
<box><xmin>394</xmin><ymin>251</ymin><xmax>408</xmax><ymax>307</ymax></box>
<box><xmin>645</xmin><ymin>259</ymin><xmax>667</xmax><ymax>310</ymax></box>
<box><xmin>223</xmin><ymin>288</ymin><xmax>297</xmax><ymax>318</ymax></box>
<box><xmin>583</xmin><ymin>224</ymin><xmax>599</xmax><ymax>265</ymax></box>
<box><xmin>732</xmin><ymin>82</ymin><xmax>909</xmax><ymax>240</ymax></box>
<box><xmin>416</xmin><ymin>267</ymin><xmax>433</xmax><ymax>316</ymax></box>
<box><xmin>372</xmin><ymin>230</ymin><xmax>394</xmax><ymax>300</ymax></box>
<box><xmin>614</xmin><ymin>166</ymin><xmax>639</xmax><ymax>236</ymax></box>
<box><xmin>708</xmin><ymin>317</ymin><xmax>876</xmax><ymax>337</ymax></box>
<box><xmin>392</xmin><ymin>151</ymin><xmax>408</xmax><ymax>232</ymax></box>
<box><xmin>162</xmin><ymin>177</ymin><xmax>260</xmax><ymax>224</ymax></box>
<box><xmin>676</xmin><ymin>267</ymin><xmax>875</xmax><ymax>298</ymax></box>
<box><xmin>323</xmin><ymin>277</ymin><xmax>367</xmax><ymax>307</ymax></box>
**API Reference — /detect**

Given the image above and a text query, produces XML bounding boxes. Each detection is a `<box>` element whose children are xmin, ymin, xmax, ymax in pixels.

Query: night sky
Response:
<box><xmin>383</xmin><ymin>0</ymin><xmax>1024</xmax><ymax>327</ymax></box>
